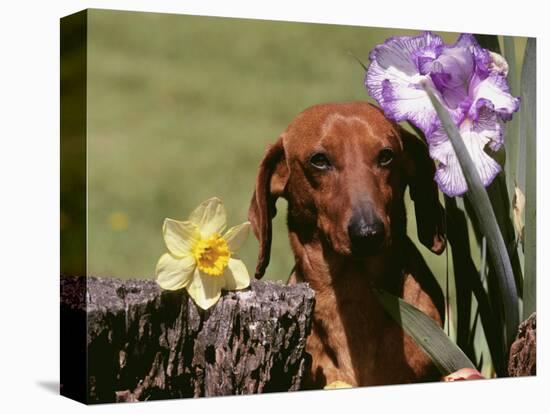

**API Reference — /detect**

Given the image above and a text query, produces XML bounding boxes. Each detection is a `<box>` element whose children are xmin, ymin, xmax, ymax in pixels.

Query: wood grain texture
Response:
<box><xmin>60</xmin><ymin>276</ymin><xmax>314</xmax><ymax>403</ymax></box>
<box><xmin>508</xmin><ymin>312</ymin><xmax>536</xmax><ymax>377</ymax></box>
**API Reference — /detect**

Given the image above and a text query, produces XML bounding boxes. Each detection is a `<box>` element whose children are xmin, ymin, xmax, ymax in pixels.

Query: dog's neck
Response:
<box><xmin>287</xmin><ymin>228</ymin><xmax>407</xmax><ymax>296</ymax></box>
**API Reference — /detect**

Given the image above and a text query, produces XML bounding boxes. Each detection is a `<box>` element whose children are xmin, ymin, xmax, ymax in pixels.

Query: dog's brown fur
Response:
<box><xmin>249</xmin><ymin>102</ymin><xmax>446</xmax><ymax>387</ymax></box>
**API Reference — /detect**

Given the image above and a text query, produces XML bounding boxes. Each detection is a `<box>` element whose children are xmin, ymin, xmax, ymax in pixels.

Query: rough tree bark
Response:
<box><xmin>508</xmin><ymin>312</ymin><xmax>536</xmax><ymax>377</ymax></box>
<box><xmin>60</xmin><ymin>276</ymin><xmax>315</xmax><ymax>404</ymax></box>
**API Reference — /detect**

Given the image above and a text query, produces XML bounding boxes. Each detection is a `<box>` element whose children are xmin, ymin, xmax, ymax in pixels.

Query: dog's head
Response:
<box><xmin>249</xmin><ymin>102</ymin><xmax>445</xmax><ymax>278</ymax></box>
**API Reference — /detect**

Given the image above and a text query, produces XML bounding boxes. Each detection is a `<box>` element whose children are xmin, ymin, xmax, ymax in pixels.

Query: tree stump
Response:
<box><xmin>60</xmin><ymin>276</ymin><xmax>315</xmax><ymax>404</ymax></box>
<box><xmin>508</xmin><ymin>312</ymin><xmax>536</xmax><ymax>377</ymax></box>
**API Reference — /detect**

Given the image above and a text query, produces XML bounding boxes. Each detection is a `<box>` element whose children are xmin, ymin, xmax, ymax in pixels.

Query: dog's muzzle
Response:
<box><xmin>348</xmin><ymin>209</ymin><xmax>385</xmax><ymax>255</ymax></box>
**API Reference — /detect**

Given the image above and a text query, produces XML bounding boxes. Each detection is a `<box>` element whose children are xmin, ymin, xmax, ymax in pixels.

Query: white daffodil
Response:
<box><xmin>156</xmin><ymin>197</ymin><xmax>251</xmax><ymax>310</ymax></box>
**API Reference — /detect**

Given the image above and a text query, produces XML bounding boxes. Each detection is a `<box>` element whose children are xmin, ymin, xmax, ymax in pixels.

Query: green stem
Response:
<box><xmin>426</xmin><ymin>89</ymin><xmax>519</xmax><ymax>350</ymax></box>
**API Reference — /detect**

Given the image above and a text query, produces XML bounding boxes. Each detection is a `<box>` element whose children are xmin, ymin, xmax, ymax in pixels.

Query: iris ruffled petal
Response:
<box><xmin>471</xmin><ymin>73</ymin><xmax>520</xmax><ymax>121</ymax></box>
<box><xmin>365</xmin><ymin>31</ymin><xmax>519</xmax><ymax>197</ymax></box>
<box><xmin>428</xmin><ymin>120</ymin><xmax>502</xmax><ymax>197</ymax></box>
<box><xmin>372</xmin><ymin>31</ymin><xmax>443</xmax><ymax>75</ymax></box>
<box><xmin>379</xmin><ymin>78</ymin><xmax>440</xmax><ymax>134</ymax></box>
<box><xmin>366</xmin><ymin>32</ymin><xmax>444</xmax><ymax>134</ymax></box>
<box><xmin>469</xmin><ymin>99</ymin><xmax>505</xmax><ymax>151</ymax></box>
<box><xmin>430</xmin><ymin>44</ymin><xmax>475</xmax><ymax>109</ymax></box>
<box><xmin>429</xmin><ymin>136</ymin><xmax>468</xmax><ymax>196</ymax></box>
<box><xmin>453</xmin><ymin>33</ymin><xmax>492</xmax><ymax>77</ymax></box>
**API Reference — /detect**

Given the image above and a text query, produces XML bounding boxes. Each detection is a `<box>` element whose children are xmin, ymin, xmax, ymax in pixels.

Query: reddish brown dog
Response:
<box><xmin>249</xmin><ymin>102</ymin><xmax>446</xmax><ymax>388</ymax></box>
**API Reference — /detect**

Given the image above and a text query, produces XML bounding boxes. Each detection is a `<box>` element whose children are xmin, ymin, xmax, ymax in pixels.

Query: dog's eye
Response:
<box><xmin>378</xmin><ymin>148</ymin><xmax>394</xmax><ymax>167</ymax></box>
<box><xmin>309</xmin><ymin>152</ymin><xmax>332</xmax><ymax>170</ymax></box>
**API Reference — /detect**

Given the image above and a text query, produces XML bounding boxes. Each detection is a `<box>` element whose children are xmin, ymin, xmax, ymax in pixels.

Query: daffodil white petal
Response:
<box><xmin>162</xmin><ymin>219</ymin><xmax>199</xmax><ymax>257</ymax></box>
<box><xmin>223</xmin><ymin>258</ymin><xmax>250</xmax><ymax>291</ymax></box>
<box><xmin>155</xmin><ymin>253</ymin><xmax>195</xmax><ymax>291</ymax></box>
<box><xmin>223</xmin><ymin>222</ymin><xmax>251</xmax><ymax>253</ymax></box>
<box><xmin>188</xmin><ymin>197</ymin><xmax>227</xmax><ymax>238</ymax></box>
<box><xmin>187</xmin><ymin>268</ymin><xmax>224</xmax><ymax>310</ymax></box>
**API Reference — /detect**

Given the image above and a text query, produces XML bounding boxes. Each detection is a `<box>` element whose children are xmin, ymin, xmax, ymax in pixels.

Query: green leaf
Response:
<box><xmin>474</xmin><ymin>34</ymin><xmax>501</xmax><ymax>54</ymax></box>
<box><xmin>374</xmin><ymin>289</ymin><xmax>475</xmax><ymax>375</ymax></box>
<box><xmin>407</xmin><ymin>125</ymin><xmax>506</xmax><ymax>375</ymax></box>
<box><xmin>473</xmin><ymin>34</ymin><xmax>524</xmax><ymax>296</ymax></box>
<box><xmin>444</xmin><ymin>196</ymin><xmax>473</xmax><ymax>358</ymax></box>
<box><xmin>521</xmin><ymin>38</ymin><xmax>536</xmax><ymax>319</ymax></box>
<box><xmin>503</xmin><ymin>36</ymin><xmax>519</xmax><ymax>97</ymax></box>
<box><xmin>425</xmin><ymin>89</ymin><xmax>519</xmax><ymax>349</ymax></box>
<box><xmin>444</xmin><ymin>197</ymin><xmax>505</xmax><ymax>375</ymax></box>
<box><xmin>503</xmin><ymin>36</ymin><xmax>521</xmax><ymax>203</ymax></box>
<box><xmin>483</xmin><ymin>176</ymin><xmax>524</xmax><ymax>298</ymax></box>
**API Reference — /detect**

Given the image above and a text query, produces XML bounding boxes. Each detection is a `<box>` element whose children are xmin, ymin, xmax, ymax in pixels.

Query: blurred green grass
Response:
<box><xmin>83</xmin><ymin>9</ymin><xmax>464</xmax><ymax>283</ymax></box>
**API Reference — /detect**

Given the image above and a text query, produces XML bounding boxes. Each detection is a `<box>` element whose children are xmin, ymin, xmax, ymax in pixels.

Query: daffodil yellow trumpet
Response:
<box><xmin>155</xmin><ymin>197</ymin><xmax>251</xmax><ymax>310</ymax></box>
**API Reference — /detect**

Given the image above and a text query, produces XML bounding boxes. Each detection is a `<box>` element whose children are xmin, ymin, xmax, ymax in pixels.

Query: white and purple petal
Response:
<box><xmin>366</xmin><ymin>31</ymin><xmax>445</xmax><ymax>134</ymax></box>
<box><xmin>366</xmin><ymin>59</ymin><xmax>439</xmax><ymax>134</ymax></box>
<box><xmin>427</xmin><ymin>119</ymin><xmax>502</xmax><ymax>196</ymax></box>
<box><xmin>430</xmin><ymin>137</ymin><xmax>469</xmax><ymax>196</ymax></box>
<box><xmin>468</xmin><ymin>98</ymin><xmax>505</xmax><ymax>151</ymax></box>
<box><xmin>470</xmin><ymin>73</ymin><xmax>520</xmax><ymax>121</ymax></box>
<box><xmin>453</xmin><ymin>33</ymin><xmax>492</xmax><ymax>78</ymax></box>
<box><xmin>365</xmin><ymin>59</ymin><xmax>390</xmax><ymax>108</ymax></box>
<box><xmin>379</xmin><ymin>77</ymin><xmax>441</xmax><ymax>134</ymax></box>
<box><xmin>370</xmin><ymin>31</ymin><xmax>444</xmax><ymax>75</ymax></box>
<box><xmin>429</xmin><ymin>41</ymin><xmax>475</xmax><ymax>109</ymax></box>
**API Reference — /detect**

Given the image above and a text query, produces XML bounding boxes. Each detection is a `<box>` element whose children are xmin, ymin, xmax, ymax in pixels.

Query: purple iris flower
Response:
<box><xmin>366</xmin><ymin>32</ymin><xmax>520</xmax><ymax>196</ymax></box>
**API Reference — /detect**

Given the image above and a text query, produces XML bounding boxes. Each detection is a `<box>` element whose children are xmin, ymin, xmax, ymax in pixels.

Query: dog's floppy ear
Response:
<box><xmin>248</xmin><ymin>137</ymin><xmax>289</xmax><ymax>278</ymax></box>
<box><xmin>401</xmin><ymin>127</ymin><xmax>446</xmax><ymax>255</ymax></box>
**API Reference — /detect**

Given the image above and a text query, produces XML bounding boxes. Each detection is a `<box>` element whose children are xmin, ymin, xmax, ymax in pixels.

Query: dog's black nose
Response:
<box><xmin>348</xmin><ymin>212</ymin><xmax>385</xmax><ymax>255</ymax></box>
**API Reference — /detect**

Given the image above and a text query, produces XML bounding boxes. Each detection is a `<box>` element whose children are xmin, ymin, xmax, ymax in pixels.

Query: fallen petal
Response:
<box><xmin>443</xmin><ymin>368</ymin><xmax>485</xmax><ymax>381</ymax></box>
<box><xmin>324</xmin><ymin>380</ymin><xmax>353</xmax><ymax>389</ymax></box>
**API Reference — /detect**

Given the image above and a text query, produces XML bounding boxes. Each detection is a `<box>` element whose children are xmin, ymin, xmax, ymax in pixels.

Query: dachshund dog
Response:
<box><xmin>248</xmin><ymin>102</ymin><xmax>446</xmax><ymax>388</ymax></box>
